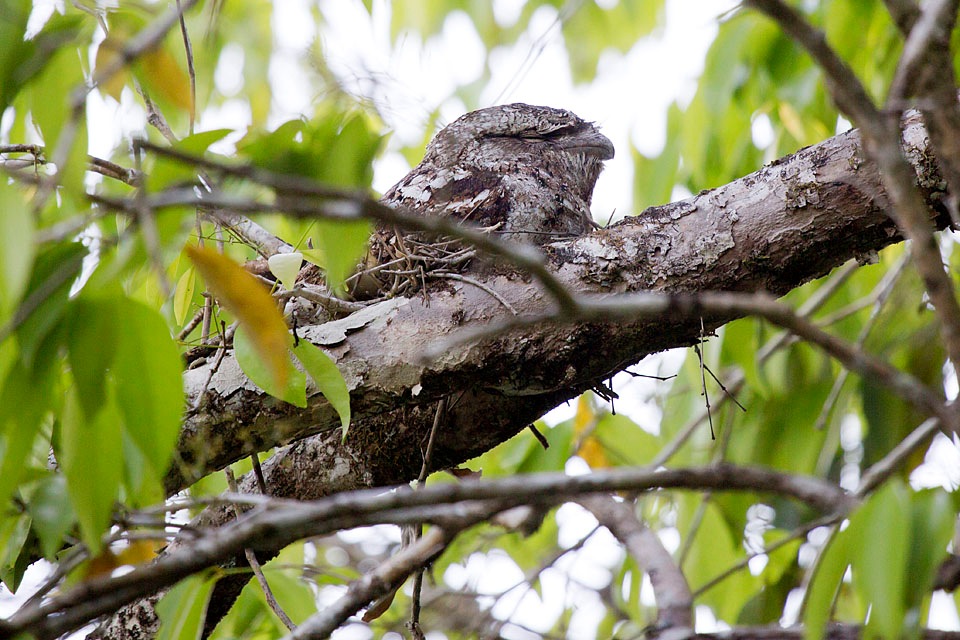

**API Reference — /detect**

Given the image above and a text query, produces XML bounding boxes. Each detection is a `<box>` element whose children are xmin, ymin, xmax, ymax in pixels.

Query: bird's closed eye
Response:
<box><xmin>516</xmin><ymin>125</ymin><xmax>580</xmax><ymax>140</ymax></box>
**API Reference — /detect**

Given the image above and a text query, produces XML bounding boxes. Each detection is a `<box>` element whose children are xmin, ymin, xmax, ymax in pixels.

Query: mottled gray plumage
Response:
<box><xmin>381</xmin><ymin>103</ymin><xmax>614</xmax><ymax>239</ymax></box>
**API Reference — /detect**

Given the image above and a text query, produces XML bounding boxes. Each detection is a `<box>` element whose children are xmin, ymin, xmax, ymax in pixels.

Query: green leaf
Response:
<box><xmin>849</xmin><ymin>481</ymin><xmax>909</xmax><ymax>639</ymax></box>
<box><xmin>25</xmin><ymin>474</ymin><xmax>75</xmax><ymax>559</ymax></box>
<box><xmin>562</xmin><ymin>1</ymin><xmax>664</xmax><ymax>83</ymax></box>
<box><xmin>239</xmin><ymin>106</ymin><xmax>383</xmax><ymax>188</ymax></box>
<box><xmin>0</xmin><ymin>180</ymin><xmax>33</xmax><ymax>320</ymax></box>
<box><xmin>518</xmin><ymin>419</ymin><xmax>574</xmax><ymax>473</ymax></box>
<box><xmin>28</xmin><ymin>24</ymin><xmax>87</xmax><ymax>196</ymax></box>
<box><xmin>313</xmin><ymin>219</ymin><xmax>370</xmax><ymax>294</ymax></box>
<box><xmin>0</xmin><ymin>332</ymin><xmax>58</xmax><ymax>511</ymax></box>
<box><xmin>66</xmin><ymin>297</ymin><xmax>119</xmax><ymax>420</ymax></box>
<box><xmin>60</xmin><ymin>386</ymin><xmax>123</xmax><ymax>553</ymax></box>
<box><xmin>804</xmin><ymin>526</ymin><xmax>848</xmax><ymax>640</ymax></box>
<box><xmin>592</xmin><ymin>413</ymin><xmax>660</xmax><ymax>466</ymax></box>
<box><xmin>0</xmin><ymin>0</ymin><xmax>32</xmax><ymax>115</ymax></box>
<box><xmin>234</xmin><ymin>327</ymin><xmax>306</xmax><ymax>408</ymax></box>
<box><xmin>147</xmin><ymin>129</ymin><xmax>234</xmax><ymax>191</ymax></box>
<box><xmin>157</xmin><ymin>573</ymin><xmax>217</xmax><ymax>640</ymax></box>
<box><xmin>14</xmin><ymin>241</ymin><xmax>86</xmax><ymax>368</ymax></box>
<box><xmin>905</xmin><ymin>489</ymin><xmax>954</xmax><ymax>613</ymax></box>
<box><xmin>113</xmin><ymin>299</ymin><xmax>185</xmax><ymax>498</ymax></box>
<box><xmin>0</xmin><ymin>7</ymin><xmax>81</xmax><ymax>114</ymax></box>
<box><xmin>292</xmin><ymin>339</ymin><xmax>351</xmax><ymax>438</ymax></box>
<box><xmin>682</xmin><ymin>500</ymin><xmax>758</xmax><ymax>622</ymax></box>
<box><xmin>173</xmin><ymin>267</ymin><xmax>197</xmax><ymax>327</ymax></box>
<box><xmin>0</xmin><ymin>512</ymin><xmax>32</xmax><ymax>592</ymax></box>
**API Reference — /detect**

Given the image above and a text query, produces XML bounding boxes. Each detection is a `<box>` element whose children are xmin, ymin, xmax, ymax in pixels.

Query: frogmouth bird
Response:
<box><xmin>382</xmin><ymin>102</ymin><xmax>615</xmax><ymax>240</ymax></box>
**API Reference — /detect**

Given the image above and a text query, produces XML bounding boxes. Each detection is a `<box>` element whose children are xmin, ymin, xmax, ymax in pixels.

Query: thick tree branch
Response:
<box><xmin>147</xmin><ymin>112</ymin><xmax>948</xmax><ymax>496</ymax></box>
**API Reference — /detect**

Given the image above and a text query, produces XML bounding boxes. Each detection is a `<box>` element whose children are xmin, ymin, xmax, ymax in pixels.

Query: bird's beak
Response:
<box><xmin>560</xmin><ymin>130</ymin><xmax>615</xmax><ymax>160</ymax></box>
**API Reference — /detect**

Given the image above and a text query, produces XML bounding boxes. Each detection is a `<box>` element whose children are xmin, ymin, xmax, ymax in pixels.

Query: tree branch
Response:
<box><xmin>579</xmin><ymin>495</ymin><xmax>693</xmax><ymax>633</ymax></box>
<box><xmin>24</xmin><ymin>465</ymin><xmax>848</xmax><ymax>640</ymax></box>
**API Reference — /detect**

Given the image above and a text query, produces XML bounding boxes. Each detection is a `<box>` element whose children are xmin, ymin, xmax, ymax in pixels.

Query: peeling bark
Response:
<box><xmin>170</xmin><ymin>118</ymin><xmax>939</xmax><ymax>498</ymax></box>
<box><xmin>96</xmin><ymin>116</ymin><xmax>948</xmax><ymax>639</ymax></box>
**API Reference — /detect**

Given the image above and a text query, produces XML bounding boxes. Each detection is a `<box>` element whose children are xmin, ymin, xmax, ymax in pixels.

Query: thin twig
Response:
<box><xmin>224</xmin><ymin>467</ymin><xmax>295</xmax><ymax>631</ymax></box>
<box><xmin>527</xmin><ymin>424</ymin><xmax>550</xmax><ymax>449</ymax></box>
<box><xmin>812</xmin><ymin>250</ymin><xmax>910</xmax><ymax>430</ymax></box>
<box><xmin>275</xmin><ymin>286</ymin><xmax>366</xmax><ymax>316</ymax></box>
<box><xmin>696</xmin><ymin>320</ymin><xmax>715</xmax><ymax>440</ymax></box>
<box><xmin>856</xmin><ymin>417</ymin><xmax>942</xmax><ymax>497</ymax></box>
<box><xmin>174</xmin><ymin>0</ymin><xmax>197</xmax><ymax>134</ymax></box>
<box><xmin>250</xmin><ymin>454</ymin><xmax>268</xmax><ymax>495</ymax></box>
<box><xmin>409</xmin><ymin>398</ymin><xmax>446</xmax><ymax>636</ymax></box>
<box><xmin>651</xmin><ymin>261</ymin><xmax>860</xmax><ymax>468</ymax></box>
<box><xmin>0</xmin><ymin>144</ymin><xmax>140</xmax><ymax>185</ymax></box>
<box><xmin>428</xmin><ymin>290</ymin><xmax>952</xmax><ymax>432</ymax></box>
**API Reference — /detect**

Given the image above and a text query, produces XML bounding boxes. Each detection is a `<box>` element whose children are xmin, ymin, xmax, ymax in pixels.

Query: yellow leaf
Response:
<box><xmin>573</xmin><ymin>395</ymin><xmax>593</xmax><ymax>433</ymax></box>
<box><xmin>141</xmin><ymin>46</ymin><xmax>192</xmax><ymax>112</ymax></box>
<box><xmin>93</xmin><ymin>36</ymin><xmax>130</xmax><ymax>101</ymax></box>
<box><xmin>185</xmin><ymin>245</ymin><xmax>290</xmax><ymax>390</ymax></box>
<box><xmin>81</xmin><ymin>548</ymin><xmax>120</xmax><ymax>580</ymax></box>
<box><xmin>115</xmin><ymin>539</ymin><xmax>160</xmax><ymax>566</ymax></box>
<box><xmin>578</xmin><ymin>435</ymin><xmax>609</xmax><ymax>469</ymax></box>
<box><xmin>574</xmin><ymin>395</ymin><xmax>609</xmax><ymax>469</ymax></box>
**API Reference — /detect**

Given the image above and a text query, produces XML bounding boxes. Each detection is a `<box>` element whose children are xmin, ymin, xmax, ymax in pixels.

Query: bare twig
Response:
<box><xmin>224</xmin><ymin>468</ymin><xmax>295</xmax><ymax>631</ymax></box>
<box><xmin>286</xmin><ymin>526</ymin><xmax>452</xmax><ymax>640</ymax></box>
<box><xmin>174</xmin><ymin>0</ymin><xmax>197</xmax><ymax>133</ymax></box>
<box><xmin>0</xmin><ymin>144</ymin><xmax>140</xmax><ymax>185</ymax></box>
<box><xmin>856</xmin><ymin>417</ymin><xmax>942</xmax><ymax>496</ymax></box>
<box><xmin>695</xmin><ymin>320</ymin><xmax>715</xmax><ymax>440</ymax></box>
<box><xmin>428</xmin><ymin>272</ymin><xmax>518</xmax><ymax>315</ymax></box>
<box><xmin>275</xmin><ymin>286</ymin><xmax>367</xmax><ymax>316</ymax></box>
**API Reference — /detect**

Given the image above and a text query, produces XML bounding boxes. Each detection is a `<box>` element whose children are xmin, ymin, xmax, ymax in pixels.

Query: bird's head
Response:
<box><xmin>424</xmin><ymin>103</ymin><xmax>615</xmax><ymax>204</ymax></box>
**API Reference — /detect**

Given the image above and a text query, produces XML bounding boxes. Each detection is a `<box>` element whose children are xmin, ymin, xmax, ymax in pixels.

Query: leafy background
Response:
<box><xmin>1</xmin><ymin>0</ymin><xmax>959</xmax><ymax>638</ymax></box>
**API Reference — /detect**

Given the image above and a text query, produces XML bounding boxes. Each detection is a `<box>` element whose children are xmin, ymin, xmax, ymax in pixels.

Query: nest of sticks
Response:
<box><xmin>342</xmin><ymin>225</ymin><xmax>488</xmax><ymax>300</ymax></box>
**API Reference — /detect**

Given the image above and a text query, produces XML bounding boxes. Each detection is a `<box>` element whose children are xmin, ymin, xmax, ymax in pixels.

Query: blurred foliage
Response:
<box><xmin>0</xmin><ymin>1</ymin><xmax>956</xmax><ymax>639</ymax></box>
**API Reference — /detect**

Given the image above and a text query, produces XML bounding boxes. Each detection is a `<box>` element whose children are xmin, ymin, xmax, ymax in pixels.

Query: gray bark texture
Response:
<box><xmin>171</xmin><ymin>115</ymin><xmax>939</xmax><ymax>499</ymax></box>
<box><xmin>96</xmin><ymin>114</ymin><xmax>948</xmax><ymax>639</ymax></box>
